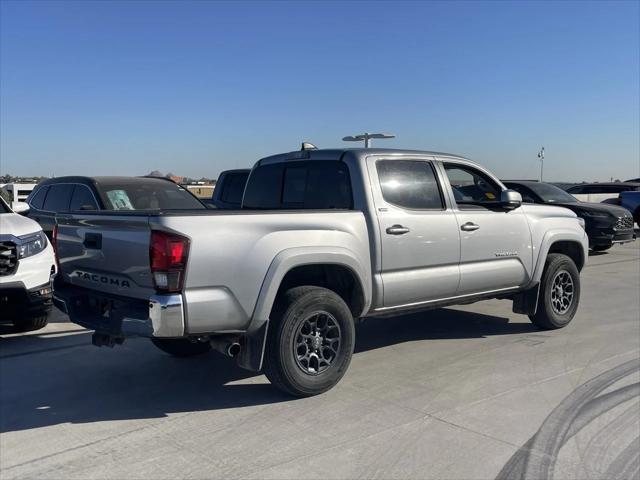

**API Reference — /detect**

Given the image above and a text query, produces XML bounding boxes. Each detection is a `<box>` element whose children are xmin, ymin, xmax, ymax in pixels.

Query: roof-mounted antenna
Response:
<box><xmin>301</xmin><ymin>142</ymin><xmax>317</xmax><ymax>151</ymax></box>
<box><xmin>342</xmin><ymin>132</ymin><xmax>395</xmax><ymax>148</ymax></box>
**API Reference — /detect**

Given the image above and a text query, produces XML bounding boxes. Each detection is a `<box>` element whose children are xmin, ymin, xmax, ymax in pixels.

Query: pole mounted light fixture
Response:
<box><xmin>342</xmin><ymin>132</ymin><xmax>395</xmax><ymax>148</ymax></box>
<box><xmin>537</xmin><ymin>147</ymin><xmax>545</xmax><ymax>182</ymax></box>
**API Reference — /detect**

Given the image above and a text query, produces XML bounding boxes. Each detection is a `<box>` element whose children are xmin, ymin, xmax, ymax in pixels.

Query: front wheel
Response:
<box><xmin>263</xmin><ymin>286</ymin><xmax>355</xmax><ymax>397</ymax></box>
<box><xmin>529</xmin><ymin>253</ymin><xmax>581</xmax><ymax>330</ymax></box>
<box><xmin>151</xmin><ymin>338</ymin><xmax>211</xmax><ymax>357</ymax></box>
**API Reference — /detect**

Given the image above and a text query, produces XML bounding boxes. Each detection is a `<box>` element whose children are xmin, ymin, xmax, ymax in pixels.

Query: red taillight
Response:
<box><xmin>149</xmin><ymin>230</ymin><xmax>190</xmax><ymax>293</ymax></box>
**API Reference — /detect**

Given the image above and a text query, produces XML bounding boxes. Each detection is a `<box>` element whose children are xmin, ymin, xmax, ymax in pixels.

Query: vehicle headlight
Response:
<box><xmin>577</xmin><ymin>217</ymin><xmax>586</xmax><ymax>229</ymax></box>
<box><xmin>18</xmin><ymin>231</ymin><xmax>47</xmax><ymax>259</ymax></box>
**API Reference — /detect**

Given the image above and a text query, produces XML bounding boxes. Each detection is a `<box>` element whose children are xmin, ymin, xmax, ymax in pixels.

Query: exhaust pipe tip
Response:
<box><xmin>227</xmin><ymin>342</ymin><xmax>241</xmax><ymax>357</ymax></box>
<box><xmin>209</xmin><ymin>336</ymin><xmax>241</xmax><ymax>358</ymax></box>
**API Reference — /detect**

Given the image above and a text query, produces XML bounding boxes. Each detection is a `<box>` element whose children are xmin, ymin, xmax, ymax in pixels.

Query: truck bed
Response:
<box><xmin>54</xmin><ymin>209</ymin><xmax>372</xmax><ymax>335</ymax></box>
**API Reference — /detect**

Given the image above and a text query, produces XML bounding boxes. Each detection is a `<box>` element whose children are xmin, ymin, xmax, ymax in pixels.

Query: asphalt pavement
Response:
<box><xmin>1</xmin><ymin>241</ymin><xmax>639</xmax><ymax>479</ymax></box>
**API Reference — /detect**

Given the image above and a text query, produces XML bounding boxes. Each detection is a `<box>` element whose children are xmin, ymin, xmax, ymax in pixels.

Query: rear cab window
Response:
<box><xmin>219</xmin><ymin>172</ymin><xmax>249</xmax><ymax>205</ymax></box>
<box><xmin>242</xmin><ymin>161</ymin><xmax>352</xmax><ymax>210</ymax></box>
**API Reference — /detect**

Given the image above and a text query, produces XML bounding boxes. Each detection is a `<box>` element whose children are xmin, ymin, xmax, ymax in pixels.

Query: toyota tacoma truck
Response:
<box><xmin>0</xmin><ymin>197</ymin><xmax>56</xmax><ymax>331</ymax></box>
<box><xmin>52</xmin><ymin>147</ymin><xmax>588</xmax><ymax>396</ymax></box>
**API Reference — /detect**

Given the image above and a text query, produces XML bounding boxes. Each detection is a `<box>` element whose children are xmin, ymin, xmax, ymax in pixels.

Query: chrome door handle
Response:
<box><xmin>386</xmin><ymin>225</ymin><xmax>410</xmax><ymax>235</ymax></box>
<box><xmin>460</xmin><ymin>222</ymin><xmax>480</xmax><ymax>232</ymax></box>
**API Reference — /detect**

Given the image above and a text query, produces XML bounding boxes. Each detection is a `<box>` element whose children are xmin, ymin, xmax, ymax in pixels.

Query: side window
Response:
<box><xmin>443</xmin><ymin>164</ymin><xmax>501</xmax><ymax>205</ymax></box>
<box><xmin>376</xmin><ymin>160</ymin><xmax>444</xmax><ymax>209</ymax></box>
<box><xmin>69</xmin><ymin>185</ymin><xmax>99</xmax><ymax>211</ymax></box>
<box><xmin>29</xmin><ymin>186</ymin><xmax>49</xmax><ymax>210</ymax></box>
<box><xmin>567</xmin><ymin>186</ymin><xmax>583</xmax><ymax>194</ymax></box>
<box><xmin>42</xmin><ymin>184</ymin><xmax>74</xmax><ymax>212</ymax></box>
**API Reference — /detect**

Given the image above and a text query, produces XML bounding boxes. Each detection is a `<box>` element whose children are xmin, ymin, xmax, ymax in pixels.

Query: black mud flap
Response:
<box><xmin>236</xmin><ymin>319</ymin><xmax>269</xmax><ymax>372</ymax></box>
<box><xmin>512</xmin><ymin>282</ymin><xmax>540</xmax><ymax>315</ymax></box>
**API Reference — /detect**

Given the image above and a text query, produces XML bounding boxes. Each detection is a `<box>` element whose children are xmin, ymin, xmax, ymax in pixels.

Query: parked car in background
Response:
<box><xmin>26</xmin><ymin>176</ymin><xmax>207</xmax><ymax>239</ymax></box>
<box><xmin>204</xmin><ymin>169</ymin><xmax>250</xmax><ymax>209</ymax></box>
<box><xmin>566</xmin><ymin>182</ymin><xmax>640</xmax><ymax>203</ymax></box>
<box><xmin>53</xmin><ymin>147</ymin><xmax>588</xmax><ymax>397</ymax></box>
<box><xmin>0</xmin><ymin>196</ymin><xmax>56</xmax><ymax>331</ymax></box>
<box><xmin>616</xmin><ymin>191</ymin><xmax>640</xmax><ymax>226</ymax></box>
<box><xmin>504</xmin><ymin>181</ymin><xmax>635</xmax><ymax>252</ymax></box>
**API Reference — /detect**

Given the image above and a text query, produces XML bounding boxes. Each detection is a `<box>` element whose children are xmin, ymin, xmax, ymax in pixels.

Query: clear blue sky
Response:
<box><xmin>1</xmin><ymin>0</ymin><xmax>638</xmax><ymax>181</ymax></box>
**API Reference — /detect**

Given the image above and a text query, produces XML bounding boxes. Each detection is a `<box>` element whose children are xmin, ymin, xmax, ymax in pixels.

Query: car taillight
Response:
<box><xmin>149</xmin><ymin>230</ymin><xmax>190</xmax><ymax>293</ymax></box>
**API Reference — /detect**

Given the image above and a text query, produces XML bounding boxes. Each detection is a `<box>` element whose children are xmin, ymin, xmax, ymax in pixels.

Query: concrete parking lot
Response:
<box><xmin>1</xmin><ymin>241</ymin><xmax>639</xmax><ymax>480</ymax></box>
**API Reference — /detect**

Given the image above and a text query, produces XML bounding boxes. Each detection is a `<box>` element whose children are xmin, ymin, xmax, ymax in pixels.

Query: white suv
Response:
<box><xmin>0</xmin><ymin>197</ymin><xmax>56</xmax><ymax>331</ymax></box>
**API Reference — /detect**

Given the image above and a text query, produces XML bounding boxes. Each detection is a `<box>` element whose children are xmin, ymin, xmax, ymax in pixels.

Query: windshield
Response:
<box><xmin>97</xmin><ymin>180</ymin><xmax>206</xmax><ymax>211</ymax></box>
<box><xmin>529</xmin><ymin>183</ymin><xmax>578</xmax><ymax>204</ymax></box>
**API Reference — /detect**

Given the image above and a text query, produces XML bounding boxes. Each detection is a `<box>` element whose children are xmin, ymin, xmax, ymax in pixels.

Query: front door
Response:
<box><xmin>440</xmin><ymin>162</ymin><xmax>533</xmax><ymax>295</ymax></box>
<box><xmin>367</xmin><ymin>157</ymin><xmax>461</xmax><ymax>308</ymax></box>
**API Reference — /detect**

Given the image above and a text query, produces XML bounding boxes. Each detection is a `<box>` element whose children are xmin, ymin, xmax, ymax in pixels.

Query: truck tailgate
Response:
<box><xmin>55</xmin><ymin>213</ymin><xmax>155</xmax><ymax>300</ymax></box>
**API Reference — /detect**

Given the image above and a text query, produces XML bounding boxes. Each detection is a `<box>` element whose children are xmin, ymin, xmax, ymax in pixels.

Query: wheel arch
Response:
<box><xmin>531</xmin><ymin>231</ymin><xmax>587</xmax><ymax>284</ymax></box>
<box><xmin>252</xmin><ymin>247</ymin><xmax>372</xmax><ymax>323</ymax></box>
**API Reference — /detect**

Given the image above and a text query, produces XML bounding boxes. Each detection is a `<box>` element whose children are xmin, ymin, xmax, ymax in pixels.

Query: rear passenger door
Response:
<box><xmin>366</xmin><ymin>157</ymin><xmax>461</xmax><ymax>308</ymax></box>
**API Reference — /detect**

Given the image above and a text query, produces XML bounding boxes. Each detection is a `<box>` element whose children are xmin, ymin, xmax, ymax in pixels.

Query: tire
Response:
<box><xmin>151</xmin><ymin>338</ymin><xmax>211</xmax><ymax>357</ymax></box>
<box><xmin>12</xmin><ymin>312</ymin><xmax>48</xmax><ymax>332</ymax></box>
<box><xmin>263</xmin><ymin>286</ymin><xmax>355</xmax><ymax>397</ymax></box>
<box><xmin>592</xmin><ymin>245</ymin><xmax>612</xmax><ymax>252</ymax></box>
<box><xmin>529</xmin><ymin>253</ymin><xmax>581</xmax><ymax>330</ymax></box>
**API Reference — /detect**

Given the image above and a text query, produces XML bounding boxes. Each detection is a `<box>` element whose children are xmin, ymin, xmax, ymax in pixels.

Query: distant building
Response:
<box><xmin>185</xmin><ymin>185</ymin><xmax>214</xmax><ymax>198</ymax></box>
<box><xmin>0</xmin><ymin>182</ymin><xmax>37</xmax><ymax>208</ymax></box>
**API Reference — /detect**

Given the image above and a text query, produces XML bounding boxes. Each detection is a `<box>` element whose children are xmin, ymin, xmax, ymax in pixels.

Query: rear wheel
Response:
<box><xmin>151</xmin><ymin>338</ymin><xmax>211</xmax><ymax>357</ymax></box>
<box><xmin>12</xmin><ymin>312</ymin><xmax>48</xmax><ymax>332</ymax></box>
<box><xmin>263</xmin><ymin>286</ymin><xmax>355</xmax><ymax>397</ymax></box>
<box><xmin>592</xmin><ymin>245</ymin><xmax>612</xmax><ymax>252</ymax></box>
<box><xmin>529</xmin><ymin>253</ymin><xmax>580</xmax><ymax>330</ymax></box>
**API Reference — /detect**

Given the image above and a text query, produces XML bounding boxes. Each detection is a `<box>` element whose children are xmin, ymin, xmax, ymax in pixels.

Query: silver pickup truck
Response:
<box><xmin>53</xmin><ymin>147</ymin><xmax>588</xmax><ymax>396</ymax></box>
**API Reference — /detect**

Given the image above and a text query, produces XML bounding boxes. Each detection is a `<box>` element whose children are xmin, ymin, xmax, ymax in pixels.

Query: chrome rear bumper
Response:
<box><xmin>53</xmin><ymin>283</ymin><xmax>185</xmax><ymax>338</ymax></box>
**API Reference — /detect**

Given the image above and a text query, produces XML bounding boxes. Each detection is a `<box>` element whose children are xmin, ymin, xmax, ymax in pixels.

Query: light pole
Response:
<box><xmin>342</xmin><ymin>132</ymin><xmax>395</xmax><ymax>148</ymax></box>
<box><xmin>537</xmin><ymin>147</ymin><xmax>545</xmax><ymax>182</ymax></box>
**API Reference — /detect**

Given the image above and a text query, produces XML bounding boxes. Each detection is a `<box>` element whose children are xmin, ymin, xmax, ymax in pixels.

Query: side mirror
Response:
<box><xmin>13</xmin><ymin>202</ymin><xmax>30</xmax><ymax>215</ymax></box>
<box><xmin>501</xmin><ymin>190</ymin><xmax>522</xmax><ymax>210</ymax></box>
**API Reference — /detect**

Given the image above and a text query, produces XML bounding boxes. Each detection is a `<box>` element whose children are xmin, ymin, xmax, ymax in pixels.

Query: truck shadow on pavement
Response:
<box><xmin>1</xmin><ymin>307</ymin><xmax>538</xmax><ymax>434</ymax></box>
